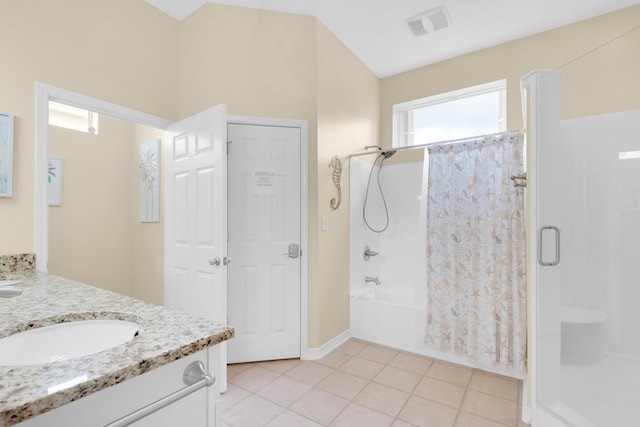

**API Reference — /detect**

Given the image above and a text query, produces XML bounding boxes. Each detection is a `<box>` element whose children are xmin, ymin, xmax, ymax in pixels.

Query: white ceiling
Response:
<box><xmin>146</xmin><ymin>0</ymin><xmax>639</xmax><ymax>78</ymax></box>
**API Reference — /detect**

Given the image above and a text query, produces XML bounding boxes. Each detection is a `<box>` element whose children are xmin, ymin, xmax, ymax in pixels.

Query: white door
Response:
<box><xmin>163</xmin><ymin>105</ymin><xmax>228</xmax><ymax>387</ymax></box>
<box><xmin>227</xmin><ymin>123</ymin><xmax>301</xmax><ymax>363</ymax></box>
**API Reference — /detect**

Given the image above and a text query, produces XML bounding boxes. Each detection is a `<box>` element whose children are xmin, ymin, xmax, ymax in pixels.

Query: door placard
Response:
<box><xmin>252</xmin><ymin>169</ymin><xmax>277</xmax><ymax>195</ymax></box>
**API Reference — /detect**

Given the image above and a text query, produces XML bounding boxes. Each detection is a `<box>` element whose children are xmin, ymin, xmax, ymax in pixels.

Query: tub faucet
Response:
<box><xmin>365</xmin><ymin>276</ymin><xmax>381</xmax><ymax>286</ymax></box>
<box><xmin>363</xmin><ymin>246</ymin><xmax>378</xmax><ymax>261</ymax></box>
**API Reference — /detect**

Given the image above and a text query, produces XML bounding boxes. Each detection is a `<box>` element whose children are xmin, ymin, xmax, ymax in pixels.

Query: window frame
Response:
<box><xmin>49</xmin><ymin>101</ymin><xmax>99</xmax><ymax>135</ymax></box>
<box><xmin>392</xmin><ymin>79</ymin><xmax>506</xmax><ymax>148</ymax></box>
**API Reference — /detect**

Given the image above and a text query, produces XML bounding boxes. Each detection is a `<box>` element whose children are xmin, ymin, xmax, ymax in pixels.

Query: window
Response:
<box><xmin>393</xmin><ymin>80</ymin><xmax>506</xmax><ymax>147</ymax></box>
<box><xmin>49</xmin><ymin>101</ymin><xmax>99</xmax><ymax>134</ymax></box>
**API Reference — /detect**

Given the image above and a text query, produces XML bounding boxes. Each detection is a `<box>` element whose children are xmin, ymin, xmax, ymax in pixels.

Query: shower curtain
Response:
<box><xmin>424</xmin><ymin>132</ymin><xmax>526</xmax><ymax>372</ymax></box>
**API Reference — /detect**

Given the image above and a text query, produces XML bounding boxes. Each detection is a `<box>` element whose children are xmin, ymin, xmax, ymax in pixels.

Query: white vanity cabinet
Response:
<box><xmin>18</xmin><ymin>347</ymin><xmax>221</xmax><ymax>427</ymax></box>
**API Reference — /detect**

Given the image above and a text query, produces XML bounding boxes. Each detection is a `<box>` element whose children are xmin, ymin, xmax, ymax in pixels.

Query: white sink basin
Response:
<box><xmin>0</xmin><ymin>319</ymin><xmax>141</xmax><ymax>366</ymax></box>
<box><xmin>0</xmin><ymin>279</ymin><xmax>23</xmax><ymax>298</ymax></box>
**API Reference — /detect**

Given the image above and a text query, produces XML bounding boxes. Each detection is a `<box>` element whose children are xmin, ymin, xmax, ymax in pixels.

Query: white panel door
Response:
<box><xmin>227</xmin><ymin>124</ymin><xmax>301</xmax><ymax>363</ymax></box>
<box><xmin>164</xmin><ymin>105</ymin><xmax>227</xmax><ymax>322</ymax></box>
<box><xmin>164</xmin><ymin>105</ymin><xmax>228</xmax><ymax>386</ymax></box>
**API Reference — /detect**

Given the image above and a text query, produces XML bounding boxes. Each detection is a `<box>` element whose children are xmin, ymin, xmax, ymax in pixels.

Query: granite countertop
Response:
<box><xmin>0</xmin><ymin>272</ymin><xmax>234</xmax><ymax>426</ymax></box>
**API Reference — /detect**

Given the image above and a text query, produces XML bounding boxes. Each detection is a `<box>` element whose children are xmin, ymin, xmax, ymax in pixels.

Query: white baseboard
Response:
<box><xmin>304</xmin><ymin>329</ymin><xmax>351</xmax><ymax>360</ymax></box>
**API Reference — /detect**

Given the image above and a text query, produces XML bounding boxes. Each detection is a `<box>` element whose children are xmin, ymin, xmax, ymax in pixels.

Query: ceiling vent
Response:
<box><xmin>407</xmin><ymin>6</ymin><xmax>451</xmax><ymax>37</ymax></box>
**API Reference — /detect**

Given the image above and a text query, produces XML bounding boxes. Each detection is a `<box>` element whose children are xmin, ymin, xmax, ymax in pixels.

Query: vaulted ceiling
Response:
<box><xmin>146</xmin><ymin>0</ymin><xmax>639</xmax><ymax>78</ymax></box>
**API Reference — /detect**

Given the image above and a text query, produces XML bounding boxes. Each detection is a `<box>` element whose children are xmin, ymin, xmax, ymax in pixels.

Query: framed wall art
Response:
<box><xmin>47</xmin><ymin>158</ymin><xmax>63</xmax><ymax>207</ymax></box>
<box><xmin>139</xmin><ymin>139</ymin><xmax>160</xmax><ymax>222</ymax></box>
<box><xmin>0</xmin><ymin>112</ymin><xmax>14</xmax><ymax>197</ymax></box>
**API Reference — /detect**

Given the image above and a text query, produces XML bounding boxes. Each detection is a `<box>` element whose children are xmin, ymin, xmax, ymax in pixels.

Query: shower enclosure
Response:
<box><xmin>349</xmin><ymin>70</ymin><xmax>640</xmax><ymax>425</ymax></box>
<box><xmin>525</xmin><ymin>70</ymin><xmax>640</xmax><ymax>426</ymax></box>
<box><xmin>349</xmin><ymin>146</ymin><xmax>525</xmax><ymax>379</ymax></box>
<box><xmin>349</xmin><ymin>149</ymin><xmax>429</xmax><ymax>353</ymax></box>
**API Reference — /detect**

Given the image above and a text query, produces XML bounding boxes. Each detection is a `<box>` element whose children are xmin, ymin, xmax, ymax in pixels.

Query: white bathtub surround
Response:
<box><xmin>349</xmin><ymin>157</ymin><xmax>426</xmax><ymax>296</ymax></box>
<box><xmin>350</xmin><ymin>152</ymin><xmax>526</xmax><ymax>380</ymax></box>
<box><xmin>349</xmin><ymin>287</ymin><xmax>376</xmax><ymax>299</ymax></box>
<box><xmin>424</xmin><ymin>132</ymin><xmax>526</xmax><ymax>373</ymax></box>
<box><xmin>350</xmin><ymin>287</ymin><xmax>525</xmax><ymax>380</ymax></box>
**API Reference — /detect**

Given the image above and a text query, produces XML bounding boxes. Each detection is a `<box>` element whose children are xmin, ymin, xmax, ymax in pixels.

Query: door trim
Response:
<box><xmin>34</xmin><ymin>82</ymin><xmax>172</xmax><ymax>272</ymax></box>
<box><xmin>227</xmin><ymin>115</ymin><xmax>309</xmax><ymax>360</ymax></box>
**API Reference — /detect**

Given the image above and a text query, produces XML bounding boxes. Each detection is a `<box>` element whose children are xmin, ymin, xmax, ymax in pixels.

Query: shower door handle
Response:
<box><xmin>538</xmin><ymin>226</ymin><xmax>560</xmax><ymax>266</ymax></box>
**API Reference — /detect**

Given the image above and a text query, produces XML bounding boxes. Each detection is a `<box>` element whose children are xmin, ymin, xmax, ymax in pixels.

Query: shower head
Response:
<box><xmin>382</xmin><ymin>150</ymin><xmax>396</xmax><ymax>159</ymax></box>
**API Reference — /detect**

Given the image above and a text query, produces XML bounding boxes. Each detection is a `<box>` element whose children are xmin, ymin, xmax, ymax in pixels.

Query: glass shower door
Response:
<box><xmin>536</xmin><ymin>107</ymin><xmax>640</xmax><ymax>426</ymax></box>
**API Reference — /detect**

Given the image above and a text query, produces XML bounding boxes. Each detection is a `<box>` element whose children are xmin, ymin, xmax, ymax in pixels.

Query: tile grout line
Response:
<box><xmin>323</xmin><ymin>348</ymin><xmax>379</xmax><ymax>426</ymax></box>
<box><xmin>349</xmin><ymin>345</ymin><xmax>404</xmax><ymax>424</ymax></box>
<box><xmin>227</xmin><ymin>364</ymin><xmax>286</xmax><ymax>426</ymax></box>
<box><xmin>316</xmin><ymin>344</ymin><xmax>397</xmax><ymax>425</ymax></box>
<box><xmin>388</xmin><ymin>355</ymin><xmax>426</xmax><ymax>426</ymax></box>
<box><xmin>450</xmin><ymin>367</ymin><xmax>473</xmax><ymax>427</ymax></box>
<box><xmin>224</xmin><ymin>340</ymin><xmax>526</xmax><ymax>427</ymax></box>
<box><xmin>458</xmin><ymin>368</ymin><xmax>519</xmax><ymax>427</ymax></box>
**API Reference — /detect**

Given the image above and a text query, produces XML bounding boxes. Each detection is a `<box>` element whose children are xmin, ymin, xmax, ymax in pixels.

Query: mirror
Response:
<box><xmin>48</xmin><ymin>112</ymin><xmax>164</xmax><ymax>304</ymax></box>
<box><xmin>36</xmin><ymin>83</ymin><xmax>171</xmax><ymax>305</ymax></box>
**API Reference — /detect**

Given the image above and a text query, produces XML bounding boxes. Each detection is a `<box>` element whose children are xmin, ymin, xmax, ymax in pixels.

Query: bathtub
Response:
<box><xmin>561</xmin><ymin>306</ymin><xmax>608</xmax><ymax>364</ymax></box>
<box><xmin>349</xmin><ymin>285</ymin><xmax>525</xmax><ymax>379</ymax></box>
<box><xmin>350</xmin><ymin>286</ymin><xmax>424</xmax><ymax>359</ymax></box>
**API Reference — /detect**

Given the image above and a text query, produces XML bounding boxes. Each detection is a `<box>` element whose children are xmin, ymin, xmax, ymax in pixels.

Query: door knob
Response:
<box><xmin>283</xmin><ymin>243</ymin><xmax>299</xmax><ymax>259</ymax></box>
<box><xmin>209</xmin><ymin>257</ymin><xmax>221</xmax><ymax>266</ymax></box>
<box><xmin>223</xmin><ymin>256</ymin><xmax>231</xmax><ymax>265</ymax></box>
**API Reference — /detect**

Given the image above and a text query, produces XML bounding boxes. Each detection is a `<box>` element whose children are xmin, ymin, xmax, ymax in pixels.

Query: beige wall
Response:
<box><xmin>315</xmin><ymin>22</ymin><xmax>380</xmax><ymax>345</ymax></box>
<box><xmin>380</xmin><ymin>5</ymin><xmax>640</xmax><ymax>147</ymax></box>
<box><xmin>48</xmin><ymin>116</ymin><xmax>133</xmax><ymax>296</ymax></box>
<box><xmin>179</xmin><ymin>5</ymin><xmax>380</xmax><ymax>347</ymax></box>
<box><xmin>179</xmin><ymin>4</ymin><xmax>318</xmax><ymax>120</ymax></box>
<box><xmin>130</xmin><ymin>124</ymin><xmax>165</xmax><ymax>305</ymax></box>
<box><xmin>0</xmin><ymin>0</ymin><xmax>179</xmax><ymax>256</ymax></box>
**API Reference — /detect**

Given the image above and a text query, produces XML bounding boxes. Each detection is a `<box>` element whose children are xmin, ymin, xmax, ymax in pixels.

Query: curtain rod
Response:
<box><xmin>350</xmin><ymin>130</ymin><xmax>524</xmax><ymax>159</ymax></box>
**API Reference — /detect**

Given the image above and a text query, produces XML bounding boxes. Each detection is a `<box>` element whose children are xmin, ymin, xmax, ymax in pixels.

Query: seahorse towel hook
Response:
<box><xmin>329</xmin><ymin>155</ymin><xmax>343</xmax><ymax>210</ymax></box>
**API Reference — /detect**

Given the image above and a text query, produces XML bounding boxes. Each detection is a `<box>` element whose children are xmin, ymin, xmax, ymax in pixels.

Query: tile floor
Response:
<box><xmin>221</xmin><ymin>338</ymin><xmax>530</xmax><ymax>427</ymax></box>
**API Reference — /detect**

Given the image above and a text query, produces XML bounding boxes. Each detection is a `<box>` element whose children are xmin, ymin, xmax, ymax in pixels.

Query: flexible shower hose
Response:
<box><xmin>362</xmin><ymin>153</ymin><xmax>391</xmax><ymax>233</ymax></box>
